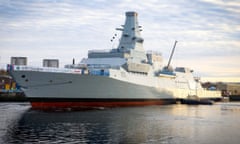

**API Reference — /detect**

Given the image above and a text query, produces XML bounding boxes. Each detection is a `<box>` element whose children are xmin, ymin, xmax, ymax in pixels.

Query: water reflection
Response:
<box><xmin>3</xmin><ymin>104</ymin><xmax>240</xmax><ymax>144</ymax></box>
<box><xmin>4</xmin><ymin>106</ymin><xmax>180</xmax><ymax>143</ymax></box>
<box><xmin>5</xmin><ymin>110</ymin><xmax>111</xmax><ymax>143</ymax></box>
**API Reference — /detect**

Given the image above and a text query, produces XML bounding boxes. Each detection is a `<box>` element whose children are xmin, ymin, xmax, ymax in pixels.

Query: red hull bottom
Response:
<box><xmin>31</xmin><ymin>100</ymin><xmax>176</xmax><ymax>110</ymax></box>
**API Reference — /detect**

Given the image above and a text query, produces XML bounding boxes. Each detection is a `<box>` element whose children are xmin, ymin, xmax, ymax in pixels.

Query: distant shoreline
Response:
<box><xmin>0</xmin><ymin>92</ymin><xmax>28</xmax><ymax>102</ymax></box>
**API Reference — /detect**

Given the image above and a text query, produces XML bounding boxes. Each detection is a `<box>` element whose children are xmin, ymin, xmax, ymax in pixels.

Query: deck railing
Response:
<box><xmin>7</xmin><ymin>64</ymin><xmax>110</xmax><ymax>76</ymax></box>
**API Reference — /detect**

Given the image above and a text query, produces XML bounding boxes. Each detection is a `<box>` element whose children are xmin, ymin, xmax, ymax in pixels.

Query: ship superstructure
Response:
<box><xmin>9</xmin><ymin>12</ymin><xmax>221</xmax><ymax>109</ymax></box>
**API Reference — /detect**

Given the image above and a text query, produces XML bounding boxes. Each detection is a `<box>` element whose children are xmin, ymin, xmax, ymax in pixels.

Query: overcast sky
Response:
<box><xmin>0</xmin><ymin>0</ymin><xmax>239</xmax><ymax>78</ymax></box>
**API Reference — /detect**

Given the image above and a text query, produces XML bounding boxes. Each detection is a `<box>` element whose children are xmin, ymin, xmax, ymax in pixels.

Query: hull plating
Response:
<box><xmin>30</xmin><ymin>99</ymin><xmax>176</xmax><ymax>110</ymax></box>
<box><xmin>11</xmin><ymin>71</ymin><xmax>175</xmax><ymax>107</ymax></box>
<box><xmin>10</xmin><ymin>70</ymin><xmax>221</xmax><ymax>109</ymax></box>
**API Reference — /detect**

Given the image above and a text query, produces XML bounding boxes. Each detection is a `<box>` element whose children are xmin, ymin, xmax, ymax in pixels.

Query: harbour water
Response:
<box><xmin>0</xmin><ymin>102</ymin><xmax>240</xmax><ymax>144</ymax></box>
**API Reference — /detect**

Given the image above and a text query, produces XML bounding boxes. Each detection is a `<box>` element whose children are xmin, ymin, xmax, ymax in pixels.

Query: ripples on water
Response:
<box><xmin>0</xmin><ymin>102</ymin><xmax>240</xmax><ymax>144</ymax></box>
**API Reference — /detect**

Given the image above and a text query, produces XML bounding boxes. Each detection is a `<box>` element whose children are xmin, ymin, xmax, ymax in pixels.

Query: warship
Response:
<box><xmin>9</xmin><ymin>12</ymin><xmax>221</xmax><ymax>109</ymax></box>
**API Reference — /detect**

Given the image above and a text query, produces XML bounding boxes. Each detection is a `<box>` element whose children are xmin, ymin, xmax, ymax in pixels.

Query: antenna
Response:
<box><xmin>167</xmin><ymin>40</ymin><xmax>178</xmax><ymax>69</ymax></box>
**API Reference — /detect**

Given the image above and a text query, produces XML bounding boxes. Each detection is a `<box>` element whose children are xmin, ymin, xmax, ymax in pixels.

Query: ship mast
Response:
<box><xmin>167</xmin><ymin>40</ymin><xmax>178</xmax><ymax>70</ymax></box>
<box><xmin>116</xmin><ymin>11</ymin><xmax>144</xmax><ymax>52</ymax></box>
